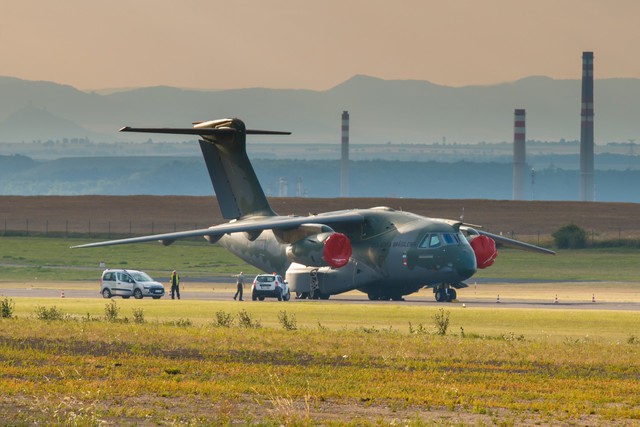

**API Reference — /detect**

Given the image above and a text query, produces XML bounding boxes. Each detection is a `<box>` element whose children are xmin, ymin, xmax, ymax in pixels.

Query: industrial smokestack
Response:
<box><xmin>579</xmin><ymin>51</ymin><xmax>595</xmax><ymax>201</ymax></box>
<box><xmin>340</xmin><ymin>111</ymin><xmax>349</xmax><ymax>197</ymax></box>
<box><xmin>512</xmin><ymin>109</ymin><xmax>526</xmax><ymax>200</ymax></box>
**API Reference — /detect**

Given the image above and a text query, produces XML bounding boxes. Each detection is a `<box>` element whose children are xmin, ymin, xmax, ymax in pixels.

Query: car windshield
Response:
<box><xmin>130</xmin><ymin>271</ymin><xmax>153</xmax><ymax>282</ymax></box>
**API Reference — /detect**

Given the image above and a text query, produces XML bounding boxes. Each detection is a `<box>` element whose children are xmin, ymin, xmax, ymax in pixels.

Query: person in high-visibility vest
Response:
<box><xmin>170</xmin><ymin>270</ymin><xmax>180</xmax><ymax>300</ymax></box>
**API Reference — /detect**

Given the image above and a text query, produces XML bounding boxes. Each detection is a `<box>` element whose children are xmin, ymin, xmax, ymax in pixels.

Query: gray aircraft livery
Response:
<box><xmin>74</xmin><ymin>118</ymin><xmax>554</xmax><ymax>302</ymax></box>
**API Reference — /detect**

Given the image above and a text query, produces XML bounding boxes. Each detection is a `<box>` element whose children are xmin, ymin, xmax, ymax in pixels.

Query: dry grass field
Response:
<box><xmin>2</xmin><ymin>195</ymin><xmax>640</xmax><ymax>241</ymax></box>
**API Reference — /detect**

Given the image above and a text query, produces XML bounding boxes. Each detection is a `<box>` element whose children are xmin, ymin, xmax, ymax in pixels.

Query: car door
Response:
<box><xmin>116</xmin><ymin>272</ymin><xmax>134</xmax><ymax>296</ymax></box>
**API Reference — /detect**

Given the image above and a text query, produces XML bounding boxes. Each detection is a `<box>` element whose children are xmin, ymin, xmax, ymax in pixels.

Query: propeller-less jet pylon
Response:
<box><xmin>73</xmin><ymin>118</ymin><xmax>554</xmax><ymax>302</ymax></box>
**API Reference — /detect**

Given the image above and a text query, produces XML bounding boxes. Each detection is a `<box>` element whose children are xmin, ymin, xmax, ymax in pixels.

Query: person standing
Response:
<box><xmin>170</xmin><ymin>270</ymin><xmax>180</xmax><ymax>300</ymax></box>
<box><xmin>233</xmin><ymin>272</ymin><xmax>244</xmax><ymax>301</ymax></box>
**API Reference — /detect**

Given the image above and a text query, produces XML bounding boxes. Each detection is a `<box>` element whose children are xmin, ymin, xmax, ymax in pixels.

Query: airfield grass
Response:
<box><xmin>2</xmin><ymin>236</ymin><xmax>640</xmax><ymax>282</ymax></box>
<box><xmin>2</xmin><ymin>236</ymin><xmax>640</xmax><ymax>424</ymax></box>
<box><xmin>0</xmin><ymin>299</ymin><xmax>639</xmax><ymax>425</ymax></box>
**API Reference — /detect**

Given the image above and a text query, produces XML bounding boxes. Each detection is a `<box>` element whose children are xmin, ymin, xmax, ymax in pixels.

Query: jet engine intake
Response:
<box><xmin>286</xmin><ymin>232</ymin><xmax>352</xmax><ymax>268</ymax></box>
<box><xmin>469</xmin><ymin>234</ymin><xmax>497</xmax><ymax>269</ymax></box>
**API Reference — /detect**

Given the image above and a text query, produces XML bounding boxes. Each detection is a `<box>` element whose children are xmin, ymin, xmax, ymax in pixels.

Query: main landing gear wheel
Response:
<box><xmin>434</xmin><ymin>285</ymin><xmax>457</xmax><ymax>302</ymax></box>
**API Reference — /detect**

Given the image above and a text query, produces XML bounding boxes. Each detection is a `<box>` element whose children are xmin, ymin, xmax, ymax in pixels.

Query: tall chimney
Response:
<box><xmin>512</xmin><ymin>109</ymin><xmax>526</xmax><ymax>200</ymax></box>
<box><xmin>340</xmin><ymin>111</ymin><xmax>349</xmax><ymax>197</ymax></box>
<box><xmin>580</xmin><ymin>51</ymin><xmax>595</xmax><ymax>201</ymax></box>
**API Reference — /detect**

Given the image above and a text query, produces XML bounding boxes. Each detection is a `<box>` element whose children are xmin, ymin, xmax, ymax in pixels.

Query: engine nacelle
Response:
<box><xmin>469</xmin><ymin>234</ymin><xmax>497</xmax><ymax>269</ymax></box>
<box><xmin>286</xmin><ymin>232</ymin><xmax>352</xmax><ymax>268</ymax></box>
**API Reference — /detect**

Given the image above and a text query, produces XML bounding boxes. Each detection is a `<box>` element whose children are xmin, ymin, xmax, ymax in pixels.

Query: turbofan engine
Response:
<box><xmin>286</xmin><ymin>231</ymin><xmax>352</xmax><ymax>268</ymax></box>
<box><xmin>468</xmin><ymin>234</ymin><xmax>497</xmax><ymax>269</ymax></box>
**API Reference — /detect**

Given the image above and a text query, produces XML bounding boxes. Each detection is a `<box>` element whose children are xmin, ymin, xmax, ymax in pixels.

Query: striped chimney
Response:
<box><xmin>512</xmin><ymin>109</ymin><xmax>526</xmax><ymax>200</ymax></box>
<box><xmin>579</xmin><ymin>51</ymin><xmax>595</xmax><ymax>201</ymax></box>
<box><xmin>340</xmin><ymin>111</ymin><xmax>349</xmax><ymax>197</ymax></box>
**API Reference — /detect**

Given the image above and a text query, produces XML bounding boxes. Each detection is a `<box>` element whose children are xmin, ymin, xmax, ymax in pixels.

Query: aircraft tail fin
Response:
<box><xmin>121</xmin><ymin>118</ymin><xmax>290</xmax><ymax>219</ymax></box>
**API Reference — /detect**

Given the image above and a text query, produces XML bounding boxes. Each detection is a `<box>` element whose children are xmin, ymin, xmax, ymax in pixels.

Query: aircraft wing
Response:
<box><xmin>71</xmin><ymin>211</ymin><xmax>364</xmax><ymax>249</ymax></box>
<box><xmin>463</xmin><ymin>227</ymin><xmax>556</xmax><ymax>255</ymax></box>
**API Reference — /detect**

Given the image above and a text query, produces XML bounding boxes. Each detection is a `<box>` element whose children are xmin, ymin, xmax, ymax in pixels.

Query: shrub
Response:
<box><xmin>34</xmin><ymin>305</ymin><xmax>65</xmax><ymax>321</ymax></box>
<box><xmin>238</xmin><ymin>309</ymin><xmax>261</xmax><ymax>328</ymax></box>
<box><xmin>104</xmin><ymin>300</ymin><xmax>120</xmax><ymax>322</ymax></box>
<box><xmin>552</xmin><ymin>223</ymin><xmax>587</xmax><ymax>249</ymax></box>
<box><xmin>214</xmin><ymin>311</ymin><xmax>234</xmax><ymax>327</ymax></box>
<box><xmin>1</xmin><ymin>297</ymin><xmax>15</xmax><ymax>318</ymax></box>
<box><xmin>132</xmin><ymin>308</ymin><xmax>145</xmax><ymax>324</ymax></box>
<box><xmin>433</xmin><ymin>308</ymin><xmax>450</xmax><ymax>336</ymax></box>
<box><xmin>278</xmin><ymin>310</ymin><xmax>297</xmax><ymax>331</ymax></box>
<box><xmin>409</xmin><ymin>322</ymin><xmax>428</xmax><ymax>335</ymax></box>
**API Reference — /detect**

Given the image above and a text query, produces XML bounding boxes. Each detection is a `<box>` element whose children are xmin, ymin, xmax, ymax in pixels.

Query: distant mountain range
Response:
<box><xmin>1</xmin><ymin>75</ymin><xmax>639</xmax><ymax>144</ymax></box>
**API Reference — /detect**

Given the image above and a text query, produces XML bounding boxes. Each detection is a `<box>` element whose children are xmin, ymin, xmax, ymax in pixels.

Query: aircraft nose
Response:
<box><xmin>456</xmin><ymin>249</ymin><xmax>477</xmax><ymax>281</ymax></box>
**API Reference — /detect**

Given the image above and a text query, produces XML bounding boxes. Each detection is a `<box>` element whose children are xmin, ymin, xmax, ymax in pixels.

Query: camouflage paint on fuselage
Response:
<box><xmin>220</xmin><ymin>207</ymin><xmax>477</xmax><ymax>298</ymax></box>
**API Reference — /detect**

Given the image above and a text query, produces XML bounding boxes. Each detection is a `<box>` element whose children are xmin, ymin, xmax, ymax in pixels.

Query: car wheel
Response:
<box><xmin>283</xmin><ymin>290</ymin><xmax>291</xmax><ymax>301</ymax></box>
<box><xmin>258</xmin><ymin>296</ymin><xmax>265</xmax><ymax>301</ymax></box>
<box><xmin>133</xmin><ymin>289</ymin><xmax>143</xmax><ymax>299</ymax></box>
<box><xmin>102</xmin><ymin>288</ymin><xmax>112</xmax><ymax>299</ymax></box>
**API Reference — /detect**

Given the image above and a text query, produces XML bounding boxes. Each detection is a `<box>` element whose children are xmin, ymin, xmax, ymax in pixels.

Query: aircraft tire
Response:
<box><xmin>435</xmin><ymin>290</ymin><xmax>447</xmax><ymax>302</ymax></box>
<box><xmin>449</xmin><ymin>289</ymin><xmax>457</xmax><ymax>301</ymax></box>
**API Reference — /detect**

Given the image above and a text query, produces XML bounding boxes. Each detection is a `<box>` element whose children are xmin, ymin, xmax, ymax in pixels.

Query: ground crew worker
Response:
<box><xmin>170</xmin><ymin>270</ymin><xmax>180</xmax><ymax>300</ymax></box>
<box><xmin>233</xmin><ymin>271</ymin><xmax>244</xmax><ymax>301</ymax></box>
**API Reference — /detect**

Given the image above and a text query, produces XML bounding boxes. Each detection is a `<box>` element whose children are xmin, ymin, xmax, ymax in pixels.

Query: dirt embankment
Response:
<box><xmin>1</xmin><ymin>195</ymin><xmax>639</xmax><ymax>239</ymax></box>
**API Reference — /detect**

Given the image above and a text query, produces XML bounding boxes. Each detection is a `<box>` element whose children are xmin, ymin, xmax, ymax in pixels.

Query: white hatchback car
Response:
<box><xmin>251</xmin><ymin>274</ymin><xmax>291</xmax><ymax>301</ymax></box>
<box><xmin>100</xmin><ymin>269</ymin><xmax>165</xmax><ymax>299</ymax></box>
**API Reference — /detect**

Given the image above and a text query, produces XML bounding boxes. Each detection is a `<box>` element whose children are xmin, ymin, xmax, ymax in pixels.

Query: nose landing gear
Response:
<box><xmin>433</xmin><ymin>283</ymin><xmax>457</xmax><ymax>302</ymax></box>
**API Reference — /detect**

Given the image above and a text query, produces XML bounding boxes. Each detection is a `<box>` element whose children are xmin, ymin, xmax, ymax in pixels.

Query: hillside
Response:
<box><xmin>1</xmin><ymin>75</ymin><xmax>640</xmax><ymax>144</ymax></box>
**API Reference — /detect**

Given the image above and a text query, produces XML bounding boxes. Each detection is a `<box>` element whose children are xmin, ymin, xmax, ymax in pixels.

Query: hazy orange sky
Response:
<box><xmin>1</xmin><ymin>0</ymin><xmax>639</xmax><ymax>91</ymax></box>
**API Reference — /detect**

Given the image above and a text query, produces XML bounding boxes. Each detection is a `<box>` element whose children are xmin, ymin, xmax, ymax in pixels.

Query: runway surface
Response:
<box><xmin>1</xmin><ymin>280</ymin><xmax>638</xmax><ymax>311</ymax></box>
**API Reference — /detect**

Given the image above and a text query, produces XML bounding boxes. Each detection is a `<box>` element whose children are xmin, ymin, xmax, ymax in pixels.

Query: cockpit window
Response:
<box><xmin>419</xmin><ymin>233</ymin><xmax>462</xmax><ymax>249</ymax></box>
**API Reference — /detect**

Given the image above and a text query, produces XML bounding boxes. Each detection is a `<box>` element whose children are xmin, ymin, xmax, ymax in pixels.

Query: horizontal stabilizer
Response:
<box><xmin>120</xmin><ymin>127</ymin><xmax>291</xmax><ymax>136</ymax></box>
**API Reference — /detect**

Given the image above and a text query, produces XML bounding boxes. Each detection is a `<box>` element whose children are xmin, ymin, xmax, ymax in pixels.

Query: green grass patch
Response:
<box><xmin>0</xmin><ymin>236</ymin><xmax>258</xmax><ymax>280</ymax></box>
<box><xmin>476</xmin><ymin>247</ymin><xmax>640</xmax><ymax>282</ymax></box>
<box><xmin>0</xmin><ymin>298</ymin><xmax>639</xmax><ymax>425</ymax></box>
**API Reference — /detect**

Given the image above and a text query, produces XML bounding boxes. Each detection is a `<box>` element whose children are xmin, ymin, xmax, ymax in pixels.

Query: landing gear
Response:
<box><xmin>367</xmin><ymin>291</ymin><xmax>405</xmax><ymax>301</ymax></box>
<box><xmin>433</xmin><ymin>284</ymin><xmax>457</xmax><ymax>303</ymax></box>
<box><xmin>295</xmin><ymin>269</ymin><xmax>331</xmax><ymax>300</ymax></box>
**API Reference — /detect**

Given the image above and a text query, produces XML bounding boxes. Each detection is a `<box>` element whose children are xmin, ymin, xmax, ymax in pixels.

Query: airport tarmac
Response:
<box><xmin>1</xmin><ymin>280</ymin><xmax>638</xmax><ymax>311</ymax></box>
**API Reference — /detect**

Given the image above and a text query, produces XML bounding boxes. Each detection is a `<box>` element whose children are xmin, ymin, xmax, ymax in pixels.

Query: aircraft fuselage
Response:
<box><xmin>220</xmin><ymin>207</ymin><xmax>477</xmax><ymax>298</ymax></box>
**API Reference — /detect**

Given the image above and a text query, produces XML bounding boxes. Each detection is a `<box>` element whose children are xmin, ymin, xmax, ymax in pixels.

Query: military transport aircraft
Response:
<box><xmin>74</xmin><ymin>118</ymin><xmax>554</xmax><ymax>302</ymax></box>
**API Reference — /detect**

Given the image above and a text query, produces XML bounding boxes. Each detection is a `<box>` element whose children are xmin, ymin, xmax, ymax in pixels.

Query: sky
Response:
<box><xmin>1</xmin><ymin>0</ymin><xmax>639</xmax><ymax>91</ymax></box>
